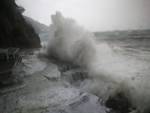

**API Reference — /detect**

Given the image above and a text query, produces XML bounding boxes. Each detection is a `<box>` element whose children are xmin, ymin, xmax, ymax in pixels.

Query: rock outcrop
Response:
<box><xmin>0</xmin><ymin>0</ymin><xmax>41</xmax><ymax>48</ymax></box>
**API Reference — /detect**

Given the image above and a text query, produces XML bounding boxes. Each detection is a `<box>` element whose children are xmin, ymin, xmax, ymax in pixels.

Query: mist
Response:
<box><xmin>44</xmin><ymin>12</ymin><xmax>150</xmax><ymax>112</ymax></box>
<box><xmin>1</xmin><ymin>0</ymin><xmax>150</xmax><ymax>113</ymax></box>
<box><xmin>16</xmin><ymin>0</ymin><xmax>150</xmax><ymax>31</ymax></box>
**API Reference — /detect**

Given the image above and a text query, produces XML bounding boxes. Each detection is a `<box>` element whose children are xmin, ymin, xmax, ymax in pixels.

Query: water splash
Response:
<box><xmin>45</xmin><ymin>12</ymin><xmax>150</xmax><ymax>113</ymax></box>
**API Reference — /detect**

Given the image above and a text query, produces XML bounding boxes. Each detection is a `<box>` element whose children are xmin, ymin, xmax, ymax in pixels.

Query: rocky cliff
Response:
<box><xmin>0</xmin><ymin>0</ymin><xmax>41</xmax><ymax>48</ymax></box>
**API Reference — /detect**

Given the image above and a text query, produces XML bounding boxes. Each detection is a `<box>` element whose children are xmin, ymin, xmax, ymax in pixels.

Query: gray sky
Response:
<box><xmin>16</xmin><ymin>0</ymin><xmax>150</xmax><ymax>31</ymax></box>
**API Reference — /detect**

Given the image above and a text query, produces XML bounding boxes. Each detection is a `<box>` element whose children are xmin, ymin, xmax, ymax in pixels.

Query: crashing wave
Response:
<box><xmin>45</xmin><ymin>12</ymin><xmax>150</xmax><ymax>113</ymax></box>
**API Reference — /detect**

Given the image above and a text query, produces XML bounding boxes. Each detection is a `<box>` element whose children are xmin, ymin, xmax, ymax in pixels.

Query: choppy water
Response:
<box><xmin>9</xmin><ymin>36</ymin><xmax>149</xmax><ymax>113</ymax></box>
<box><xmin>94</xmin><ymin>37</ymin><xmax>150</xmax><ymax>113</ymax></box>
<box><xmin>10</xmin><ymin>12</ymin><xmax>150</xmax><ymax>113</ymax></box>
<box><xmin>31</xmin><ymin>37</ymin><xmax>150</xmax><ymax>113</ymax></box>
<box><xmin>36</xmin><ymin>12</ymin><xmax>150</xmax><ymax>113</ymax></box>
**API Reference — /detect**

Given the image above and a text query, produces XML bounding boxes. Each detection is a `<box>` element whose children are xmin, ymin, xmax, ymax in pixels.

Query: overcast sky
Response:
<box><xmin>16</xmin><ymin>0</ymin><xmax>150</xmax><ymax>31</ymax></box>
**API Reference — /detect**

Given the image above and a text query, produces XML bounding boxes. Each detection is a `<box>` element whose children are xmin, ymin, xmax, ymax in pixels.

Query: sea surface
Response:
<box><xmin>1</xmin><ymin>30</ymin><xmax>150</xmax><ymax>113</ymax></box>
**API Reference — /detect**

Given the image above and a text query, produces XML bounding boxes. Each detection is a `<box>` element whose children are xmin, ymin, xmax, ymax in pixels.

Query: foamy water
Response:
<box><xmin>44</xmin><ymin>12</ymin><xmax>150</xmax><ymax>113</ymax></box>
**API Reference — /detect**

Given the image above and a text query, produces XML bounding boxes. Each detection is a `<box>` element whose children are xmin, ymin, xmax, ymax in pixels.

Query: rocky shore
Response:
<box><xmin>0</xmin><ymin>49</ymin><xmax>108</xmax><ymax>113</ymax></box>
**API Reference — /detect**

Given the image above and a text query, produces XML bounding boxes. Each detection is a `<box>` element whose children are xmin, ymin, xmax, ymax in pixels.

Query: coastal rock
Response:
<box><xmin>0</xmin><ymin>0</ymin><xmax>41</xmax><ymax>48</ymax></box>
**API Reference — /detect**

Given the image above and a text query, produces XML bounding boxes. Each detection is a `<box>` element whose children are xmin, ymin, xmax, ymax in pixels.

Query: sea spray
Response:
<box><xmin>47</xmin><ymin>12</ymin><xmax>96</xmax><ymax>68</ymax></box>
<box><xmin>45</xmin><ymin>12</ymin><xmax>150</xmax><ymax>113</ymax></box>
<box><xmin>47</xmin><ymin>12</ymin><xmax>129</xmax><ymax>85</ymax></box>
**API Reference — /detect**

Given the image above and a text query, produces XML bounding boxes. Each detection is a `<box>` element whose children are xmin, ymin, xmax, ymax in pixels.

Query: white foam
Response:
<box><xmin>45</xmin><ymin>12</ymin><xmax>150</xmax><ymax>112</ymax></box>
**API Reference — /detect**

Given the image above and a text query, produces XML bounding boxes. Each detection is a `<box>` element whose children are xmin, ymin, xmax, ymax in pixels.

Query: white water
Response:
<box><xmin>45</xmin><ymin>12</ymin><xmax>150</xmax><ymax>112</ymax></box>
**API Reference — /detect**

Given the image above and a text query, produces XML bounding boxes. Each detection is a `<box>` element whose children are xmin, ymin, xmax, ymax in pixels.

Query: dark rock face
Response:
<box><xmin>105</xmin><ymin>92</ymin><xmax>134</xmax><ymax>113</ymax></box>
<box><xmin>0</xmin><ymin>0</ymin><xmax>41</xmax><ymax>48</ymax></box>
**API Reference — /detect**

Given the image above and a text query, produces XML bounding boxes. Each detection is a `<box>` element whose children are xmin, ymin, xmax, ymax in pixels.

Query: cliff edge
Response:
<box><xmin>0</xmin><ymin>0</ymin><xmax>41</xmax><ymax>48</ymax></box>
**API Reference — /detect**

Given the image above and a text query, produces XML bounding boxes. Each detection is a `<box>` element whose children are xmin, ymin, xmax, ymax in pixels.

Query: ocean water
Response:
<box><xmin>39</xmin><ymin>12</ymin><xmax>150</xmax><ymax>113</ymax></box>
<box><xmin>89</xmin><ymin>34</ymin><xmax>150</xmax><ymax>113</ymax></box>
